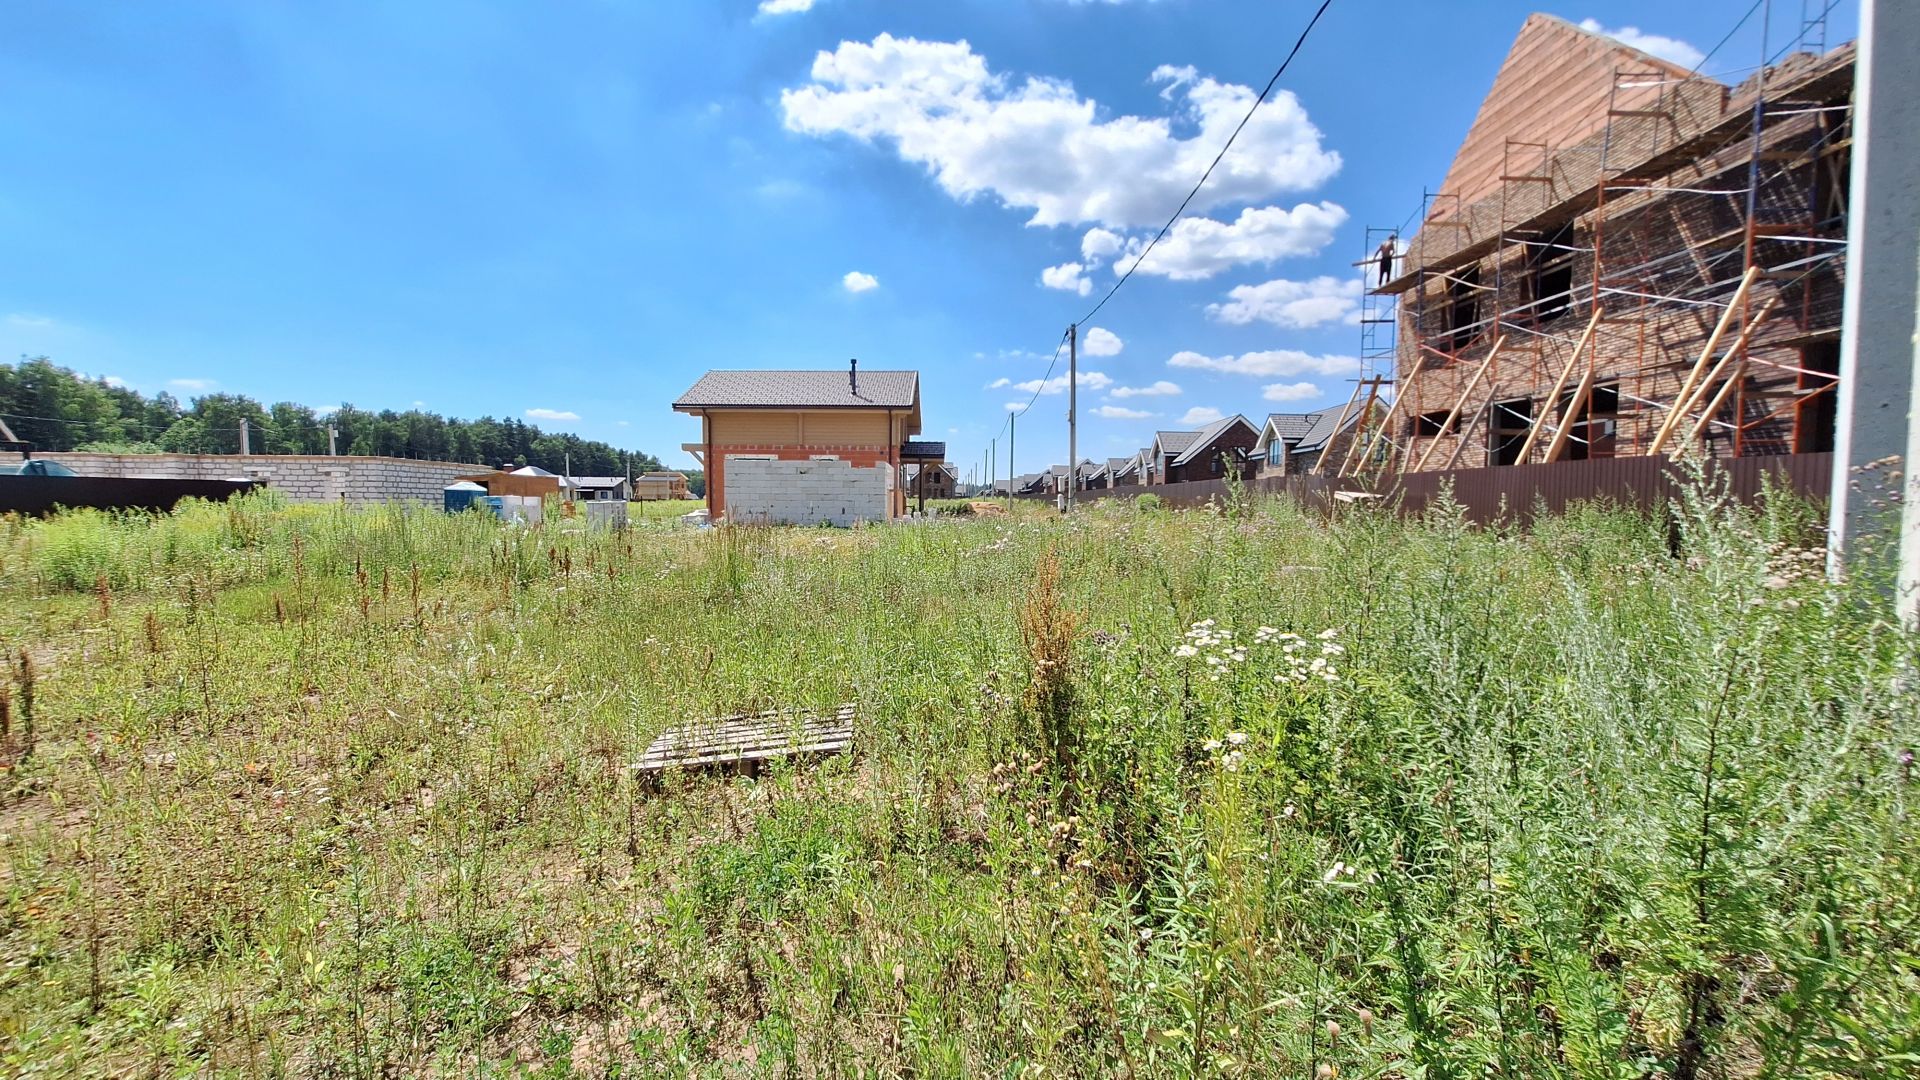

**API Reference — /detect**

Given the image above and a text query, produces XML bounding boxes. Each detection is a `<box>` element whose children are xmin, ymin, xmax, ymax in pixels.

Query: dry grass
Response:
<box><xmin>0</xmin><ymin>488</ymin><xmax>1913</xmax><ymax>1077</ymax></box>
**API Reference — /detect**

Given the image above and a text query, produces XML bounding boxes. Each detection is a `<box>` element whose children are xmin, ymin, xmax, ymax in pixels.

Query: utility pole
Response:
<box><xmin>327</xmin><ymin>424</ymin><xmax>338</xmax><ymax>456</ymax></box>
<box><xmin>1824</xmin><ymin>0</ymin><xmax>1920</xmax><ymax>618</ymax></box>
<box><xmin>239</xmin><ymin>417</ymin><xmax>250</xmax><ymax>455</ymax></box>
<box><xmin>1007</xmin><ymin>411</ymin><xmax>1015</xmax><ymax>513</ymax></box>
<box><xmin>1067</xmin><ymin>323</ymin><xmax>1078</xmax><ymax>512</ymax></box>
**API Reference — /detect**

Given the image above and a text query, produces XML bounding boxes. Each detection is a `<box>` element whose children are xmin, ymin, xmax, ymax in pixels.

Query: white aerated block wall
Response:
<box><xmin>724</xmin><ymin>456</ymin><xmax>889</xmax><ymax>526</ymax></box>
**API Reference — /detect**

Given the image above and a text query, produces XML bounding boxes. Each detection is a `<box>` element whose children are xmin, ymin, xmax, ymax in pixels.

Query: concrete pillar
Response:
<box><xmin>1828</xmin><ymin>0</ymin><xmax>1920</xmax><ymax>615</ymax></box>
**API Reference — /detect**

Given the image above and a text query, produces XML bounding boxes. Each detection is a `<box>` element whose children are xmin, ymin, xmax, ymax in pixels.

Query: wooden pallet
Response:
<box><xmin>631</xmin><ymin>704</ymin><xmax>855</xmax><ymax>775</ymax></box>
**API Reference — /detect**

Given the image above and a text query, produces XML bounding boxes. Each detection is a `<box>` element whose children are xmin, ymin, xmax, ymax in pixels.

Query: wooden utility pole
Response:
<box><xmin>1067</xmin><ymin>323</ymin><xmax>1078</xmax><ymax>512</ymax></box>
<box><xmin>1007</xmin><ymin>411</ymin><xmax>1015</xmax><ymax>513</ymax></box>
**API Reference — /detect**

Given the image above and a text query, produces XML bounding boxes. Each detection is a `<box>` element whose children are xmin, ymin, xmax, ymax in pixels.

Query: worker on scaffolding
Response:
<box><xmin>1374</xmin><ymin>234</ymin><xmax>1397</xmax><ymax>287</ymax></box>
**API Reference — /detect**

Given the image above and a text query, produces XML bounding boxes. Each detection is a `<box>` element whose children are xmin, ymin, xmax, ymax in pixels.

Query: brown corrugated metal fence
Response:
<box><xmin>1066</xmin><ymin>453</ymin><xmax>1832</xmax><ymax>525</ymax></box>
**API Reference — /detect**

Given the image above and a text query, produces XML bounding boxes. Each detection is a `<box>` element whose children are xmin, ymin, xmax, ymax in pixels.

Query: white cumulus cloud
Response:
<box><xmin>758</xmin><ymin>0</ymin><xmax>817</xmax><ymax>15</ymax></box>
<box><xmin>526</xmin><ymin>408</ymin><xmax>582</xmax><ymax>422</ymax></box>
<box><xmin>1015</xmin><ymin>370</ymin><xmax>1112</xmax><ymax>395</ymax></box>
<box><xmin>1110</xmin><ymin>380</ymin><xmax>1181</xmax><ymax>398</ymax></box>
<box><xmin>1208</xmin><ymin>275</ymin><xmax>1362</xmax><ymax>328</ymax></box>
<box><xmin>1041</xmin><ymin>262</ymin><xmax>1093</xmax><ymax>296</ymax></box>
<box><xmin>169</xmin><ymin>378</ymin><xmax>217</xmax><ymax>391</ymax></box>
<box><xmin>1080</xmin><ymin>327</ymin><xmax>1123</xmax><ymax>356</ymax></box>
<box><xmin>1081</xmin><ymin>228</ymin><xmax>1123</xmax><ymax>261</ymax></box>
<box><xmin>1168</xmin><ymin>349</ymin><xmax>1359</xmax><ymax>378</ymax></box>
<box><xmin>1093</xmin><ymin>404</ymin><xmax>1153</xmax><ymax>420</ymax></box>
<box><xmin>986</xmin><ymin>377</ymin><xmax>1013</xmax><ymax>389</ymax></box>
<box><xmin>1577</xmin><ymin>19</ymin><xmax>1705</xmax><ymax>70</ymax></box>
<box><xmin>1262</xmin><ymin>381</ymin><xmax>1321</xmax><ymax>403</ymax></box>
<box><xmin>843</xmin><ymin>270</ymin><xmax>879</xmax><ymax>293</ymax></box>
<box><xmin>1179</xmin><ymin>406</ymin><xmax>1224</xmax><ymax>426</ymax></box>
<box><xmin>781</xmin><ymin>34</ymin><xmax>1341</xmax><ymax>229</ymax></box>
<box><xmin>1096</xmin><ymin>202</ymin><xmax>1347</xmax><ymax>281</ymax></box>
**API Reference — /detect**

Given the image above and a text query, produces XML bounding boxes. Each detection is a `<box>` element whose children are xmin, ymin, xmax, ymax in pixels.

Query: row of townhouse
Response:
<box><xmin>1015</xmin><ymin>404</ymin><xmax>1371</xmax><ymax>496</ymax></box>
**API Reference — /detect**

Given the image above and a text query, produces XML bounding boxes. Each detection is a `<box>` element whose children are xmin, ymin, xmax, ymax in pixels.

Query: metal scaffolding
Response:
<box><xmin>1371</xmin><ymin>6</ymin><xmax>1850</xmax><ymax>473</ymax></box>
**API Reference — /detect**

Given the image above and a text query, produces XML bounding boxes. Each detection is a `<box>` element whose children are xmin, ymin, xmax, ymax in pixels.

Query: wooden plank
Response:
<box><xmin>1311</xmin><ymin>379</ymin><xmax>1366</xmax><ymax>476</ymax></box>
<box><xmin>1414</xmin><ymin>335</ymin><xmax>1504</xmax><ymax>472</ymax></box>
<box><xmin>1515</xmin><ymin>310</ymin><xmax>1601</xmax><ymax>464</ymax></box>
<box><xmin>637</xmin><ymin>709</ymin><xmax>853</xmax><ymax>757</ymax></box>
<box><xmin>1445</xmin><ymin>384</ymin><xmax>1502</xmax><ymax>470</ymax></box>
<box><xmin>1647</xmin><ymin>266</ymin><xmax>1759</xmax><ymax>455</ymax></box>
<box><xmin>633</xmin><ymin>704</ymin><xmax>855</xmax><ymax>774</ymax></box>
<box><xmin>1355</xmin><ymin>361</ymin><xmax>1423</xmax><ymax>476</ymax></box>
<box><xmin>1543</xmin><ymin>365</ymin><xmax>1596</xmax><ymax>464</ymax></box>
<box><xmin>1669</xmin><ymin>297</ymin><xmax>1782</xmax><ymax>459</ymax></box>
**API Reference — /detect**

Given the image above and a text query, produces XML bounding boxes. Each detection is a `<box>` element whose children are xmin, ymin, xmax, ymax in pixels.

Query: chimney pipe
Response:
<box><xmin>849</xmin><ymin>357</ymin><xmax>859</xmax><ymax>395</ymax></box>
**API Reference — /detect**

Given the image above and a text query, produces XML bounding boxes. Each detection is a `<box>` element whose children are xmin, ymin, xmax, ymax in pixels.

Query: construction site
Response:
<box><xmin>1325</xmin><ymin>12</ymin><xmax>1854</xmax><ymax>477</ymax></box>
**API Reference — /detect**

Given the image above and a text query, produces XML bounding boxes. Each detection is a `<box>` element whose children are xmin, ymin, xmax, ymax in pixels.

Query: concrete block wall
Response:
<box><xmin>708</xmin><ymin>443</ymin><xmax>900</xmax><ymax>519</ymax></box>
<box><xmin>41</xmin><ymin>453</ymin><xmax>484</xmax><ymax>505</ymax></box>
<box><xmin>723</xmin><ymin>455</ymin><xmax>890</xmax><ymax>526</ymax></box>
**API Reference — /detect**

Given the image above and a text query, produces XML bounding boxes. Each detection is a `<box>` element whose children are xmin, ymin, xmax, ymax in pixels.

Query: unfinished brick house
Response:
<box><xmin>1371</xmin><ymin>15</ymin><xmax>1853</xmax><ymax>473</ymax></box>
<box><xmin>673</xmin><ymin>364</ymin><xmax>934</xmax><ymax>525</ymax></box>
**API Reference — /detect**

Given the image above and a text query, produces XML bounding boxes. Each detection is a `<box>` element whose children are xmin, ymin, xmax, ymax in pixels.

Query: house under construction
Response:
<box><xmin>1351</xmin><ymin>13</ymin><xmax>1853</xmax><ymax>475</ymax></box>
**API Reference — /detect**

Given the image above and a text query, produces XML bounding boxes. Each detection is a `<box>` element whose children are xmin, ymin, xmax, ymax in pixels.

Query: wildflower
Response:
<box><xmin>1226</xmin><ymin>731</ymin><xmax>1248</xmax><ymax>746</ymax></box>
<box><xmin>1322</xmin><ymin>860</ymin><xmax>1346</xmax><ymax>883</ymax></box>
<box><xmin>1317</xmin><ymin>628</ymin><xmax>1340</xmax><ymax>640</ymax></box>
<box><xmin>1282</xmin><ymin>803</ymin><xmax>1296</xmax><ymax>818</ymax></box>
<box><xmin>1203</xmin><ymin>739</ymin><xmax>1223</xmax><ymax>753</ymax></box>
<box><xmin>1326</xmin><ymin>1019</ymin><xmax>1341</xmax><ymax>1041</ymax></box>
<box><xmin>1173</xmin><ymin>644</ymin><xmax>1198</xmax><ymax>658</ymax></box>
<box><xmin>1222</xmin><ymin>750</ymin><xmax>1246</xmax><ymax>772</ymax></box>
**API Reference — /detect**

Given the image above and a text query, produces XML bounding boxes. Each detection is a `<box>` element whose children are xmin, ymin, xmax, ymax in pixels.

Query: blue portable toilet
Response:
<box><xmin>479</xmin><ymin>495</ymin><xmax>507</xmax><ymax>519</ymax></box>
<box><xmin>443</xmin><ymin>480</ymin><xmax>488</xmax><ymax>513</ymax></box>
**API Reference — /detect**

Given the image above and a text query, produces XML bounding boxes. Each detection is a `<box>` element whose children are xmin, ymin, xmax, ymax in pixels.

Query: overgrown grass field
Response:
<box><xmin>0</xmin><ymin>488</ymin><xmax>1913</xmax><ymax>1077</ymax></box>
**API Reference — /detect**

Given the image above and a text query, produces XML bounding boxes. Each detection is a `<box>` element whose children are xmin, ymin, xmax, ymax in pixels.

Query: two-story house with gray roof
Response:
<box><xmin>673</xmin><ymin>361</ymin><xmax>936</xmax><ymax>525</ymax></box>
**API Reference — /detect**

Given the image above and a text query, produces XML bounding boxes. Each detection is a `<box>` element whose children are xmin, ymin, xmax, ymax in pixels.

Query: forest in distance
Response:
<box><xmin>0</xmin><ymin>357</ymin><xmax>671</xmax><ymax>478</ymax></box>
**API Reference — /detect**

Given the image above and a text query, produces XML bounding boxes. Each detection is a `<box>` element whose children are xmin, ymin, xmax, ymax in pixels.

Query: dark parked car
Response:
<box><xmin>0</xmin><ymin>460</ymin><xmax>79</xmax><ymax>476</ymax></box>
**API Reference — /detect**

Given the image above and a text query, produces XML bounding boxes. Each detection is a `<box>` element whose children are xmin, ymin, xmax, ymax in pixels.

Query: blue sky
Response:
<box><xmin>0</xmin><ymin>1</ymin><xmax>1855</xmax><ymax>474</ymax></box>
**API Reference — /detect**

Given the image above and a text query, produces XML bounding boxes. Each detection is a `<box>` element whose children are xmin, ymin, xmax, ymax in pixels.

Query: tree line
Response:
<box><xmin>1</xmin><ymin>357</ymin><xmax>671</xmax><ymax>478</ymax></box>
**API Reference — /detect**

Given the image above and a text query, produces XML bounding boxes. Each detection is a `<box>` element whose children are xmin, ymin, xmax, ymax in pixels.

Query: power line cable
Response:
<box><xmin>1076</xmin><ymin>0</ymin><xmax>1336</xmax><ymax>327</ymax></box>
<box><xmin>1688</xmin><ymin>0</ymin><xmax>1766</xmax><ymax>77</ymax></box>
<box><xmin>995</xmin><ymin>328</ymin><xmax>1073</xmax><ymax>447</ymax></box>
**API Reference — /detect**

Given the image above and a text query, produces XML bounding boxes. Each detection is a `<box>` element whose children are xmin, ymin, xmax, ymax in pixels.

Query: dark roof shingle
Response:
<box><xmin>1155</xmin><ymin>430</ymin><xmax>1200</xmax><ymax>456</ymax></box>
<box><xmin>1171</xmin><ymin>415</ymin><xmax>1255</xmax><ymax>466</ymax></box>
<box><xmin>674</xmin><ymin>369</ymin><xmax>918</xmax><ymax>409</ymax></box>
